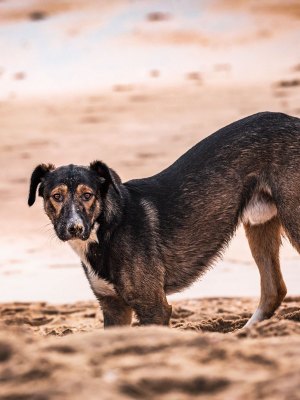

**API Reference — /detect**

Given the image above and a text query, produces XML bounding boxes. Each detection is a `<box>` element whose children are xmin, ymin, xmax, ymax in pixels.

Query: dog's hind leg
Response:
<box><xmin>243</xmin><ymin>217</ymin><xmax>287</xmax><ymax>328</ymax></box>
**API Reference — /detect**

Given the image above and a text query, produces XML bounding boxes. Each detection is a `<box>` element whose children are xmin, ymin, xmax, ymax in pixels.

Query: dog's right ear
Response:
<box><xmin>28</xmin><ymin>163</ymin><xmax>55</xmax><ymax>206</ymax></box>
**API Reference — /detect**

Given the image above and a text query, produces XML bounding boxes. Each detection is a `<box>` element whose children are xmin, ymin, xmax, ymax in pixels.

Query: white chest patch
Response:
<box><xmin>241</xmin><ymin>196</ymin><xmax>277</xmax><ymax>226</ymax></box>
<box><xmin>68</xmin><ymin>227</ymin><xmax>116</xmax><ymax>298</ymax></box>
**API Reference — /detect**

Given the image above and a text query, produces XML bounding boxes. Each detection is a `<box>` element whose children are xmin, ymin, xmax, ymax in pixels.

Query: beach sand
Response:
<box><xmin>1</xmin><ymin>297</ymin><xmax>300</xmax><ymax>399</ymax></box>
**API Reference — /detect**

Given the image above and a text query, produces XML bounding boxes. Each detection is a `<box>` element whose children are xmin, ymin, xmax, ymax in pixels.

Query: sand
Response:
<box><xmin>1</xmin><ymin>297</ymin><xmax>300</xmax><ymax>400</ymax></box>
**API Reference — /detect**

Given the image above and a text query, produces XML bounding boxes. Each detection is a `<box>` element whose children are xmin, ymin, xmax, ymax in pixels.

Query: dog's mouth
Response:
<box><xmin>54</xmin><ymin>220</ymin><xmax>97</xmax><ymax>242</ymax></box>
<box><xmin>58</xmin><ymin>235</ymin><xmax>89</xmax><ymax>242</ymax></box>
<box><xmin>68</xmin><ymin>234</ymin><xmax>89</xmax><ymax>241</ymax></box>
<box><xmin>56</xmin><ymin>228</ymin><xmax>91</xmax><ymax>242</ymax></box>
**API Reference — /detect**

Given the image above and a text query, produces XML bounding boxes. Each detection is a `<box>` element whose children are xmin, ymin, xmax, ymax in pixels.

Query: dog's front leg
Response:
<box><xmin>134</xmin><ymin>298</ymin><xmax>172</xmax><ymax>326</ymax></box>
<box><xmin>120</xmin><ymin>287</ymin><xmax>172</xmax><ymax>326</ymax></box>
<box><xmin>99</xmin><ymin>296</ymin><xmax>133</xmax><ymax>328</ymax></box>
<box><xmin>82</xmin><ymin>263</ymin><xmax>133</xmax><ymax>328</ymax></box>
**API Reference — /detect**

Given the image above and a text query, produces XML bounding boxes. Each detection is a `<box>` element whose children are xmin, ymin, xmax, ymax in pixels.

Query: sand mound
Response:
<box><xmin>0</xmin><ymin>297</ymin><xmax>300</xmax><ymax>399</ymax></box>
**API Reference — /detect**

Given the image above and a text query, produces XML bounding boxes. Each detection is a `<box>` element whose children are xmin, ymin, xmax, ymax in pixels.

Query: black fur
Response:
<box><xmin>28</xmin><ymin>163</ymin><xmax>55</xmax><ymax>206</ymax></box>
<box><xmin>90</xmin><ymin>160</ymin><xmax>121</xmax><ymax>195</ymax></box>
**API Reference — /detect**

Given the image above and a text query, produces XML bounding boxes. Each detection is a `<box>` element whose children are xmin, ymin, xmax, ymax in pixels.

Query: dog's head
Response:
<box><xmin>28</xmin><ymin>161</ymin><xmax>121</xmax><ymax>241</ymax></box>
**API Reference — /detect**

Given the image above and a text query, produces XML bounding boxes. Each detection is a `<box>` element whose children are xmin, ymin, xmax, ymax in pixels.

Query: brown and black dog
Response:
<box><xmin>28</xmin><ymin>112</ymin><xmax>300</xmax><ymax>328</ymax></box>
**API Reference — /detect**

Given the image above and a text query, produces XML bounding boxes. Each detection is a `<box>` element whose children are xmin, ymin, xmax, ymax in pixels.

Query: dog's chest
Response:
<box><xmin>68</xmin><ymin>231</ymin><xmax>116</xmax><ymax>297</ymax></box>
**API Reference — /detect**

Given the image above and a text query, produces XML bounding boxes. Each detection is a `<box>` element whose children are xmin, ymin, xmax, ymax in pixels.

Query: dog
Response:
<box><xmin>28</xmin><ymin>111</ymin><xmax>300</xmax><ymax>329</ymax></box>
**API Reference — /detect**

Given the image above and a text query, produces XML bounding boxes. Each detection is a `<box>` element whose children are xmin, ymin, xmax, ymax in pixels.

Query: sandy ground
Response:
<box><xmin>1</xmin><ymin>297</ymin><xmax>300</xmax><ymax>399</ymax></box>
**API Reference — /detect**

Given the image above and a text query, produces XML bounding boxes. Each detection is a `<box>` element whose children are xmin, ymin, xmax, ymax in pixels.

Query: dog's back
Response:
<box><xmin>123</xmin><ymin>112</ymin><xmax>300</xmax><ymax>293</ymax></box>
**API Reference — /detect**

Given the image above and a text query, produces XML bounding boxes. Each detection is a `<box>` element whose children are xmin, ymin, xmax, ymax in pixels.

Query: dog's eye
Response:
<box><xmin>82</xmin><ymin>192</ymin><xmax>93</xmax><ymax>201</ymax></box>
<box><xmin>52</xmin><ymin>193</ymin><xmax>64</xmax><ymax>202</ymax></box>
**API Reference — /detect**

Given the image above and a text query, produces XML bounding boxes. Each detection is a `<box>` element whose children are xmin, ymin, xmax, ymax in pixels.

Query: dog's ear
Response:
<box><xmin>90</xmin><ymin>160</ymin><xmax>121</xmax><ymax>195</ymax></box>
<box><xmin>28</xmin><ymin>163</ymin><xmax>55</xmax><ymax>206</ymax></box>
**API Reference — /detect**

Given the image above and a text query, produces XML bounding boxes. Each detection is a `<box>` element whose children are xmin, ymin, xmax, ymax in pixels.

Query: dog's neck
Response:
<box><xmin>98</xmin><ymin>184</ymin><xmax>127</xmax><ymax>234</ymax></box>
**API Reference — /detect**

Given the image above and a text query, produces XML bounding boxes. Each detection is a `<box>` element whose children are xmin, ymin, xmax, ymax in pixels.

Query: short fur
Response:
<box><xmin>28</xmin><ymin>112</ymin><xmax>300</xmax><ymax>328</ymax></box>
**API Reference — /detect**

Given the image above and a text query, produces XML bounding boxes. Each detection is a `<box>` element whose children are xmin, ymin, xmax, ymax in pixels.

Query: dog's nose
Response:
<box><xmin>68</xmin><ymin>223</ymin><xmax>84</xmax><ymax>236</ymax></box>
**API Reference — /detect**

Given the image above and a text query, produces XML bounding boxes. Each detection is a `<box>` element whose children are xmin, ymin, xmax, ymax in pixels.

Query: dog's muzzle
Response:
<box><xmin>66</xmin><ymin>222</ymin><xmax>86</xmax><ymax>239</ymax></box>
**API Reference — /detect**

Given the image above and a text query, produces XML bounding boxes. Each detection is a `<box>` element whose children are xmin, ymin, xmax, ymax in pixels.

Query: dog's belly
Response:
<box><xmin>68</xmin><ymin>231</ymin><xmax>116</xmax><ymax>298</ymax></box>
<box><xmin>241</xmin><ymin>195</ymin><xmax>277</xmax><ymax>225</ymax></box>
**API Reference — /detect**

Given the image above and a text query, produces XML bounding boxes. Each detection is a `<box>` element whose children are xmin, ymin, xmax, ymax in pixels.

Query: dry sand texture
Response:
<box><xmin>0</xmin><ymin>1</ymin><xmax>300</xmax><ymax>399</ymax></box>
<box><xmin>1</xmin><ymin>297</ymin><xmax>300</xmax><ymax>399</ymax></box>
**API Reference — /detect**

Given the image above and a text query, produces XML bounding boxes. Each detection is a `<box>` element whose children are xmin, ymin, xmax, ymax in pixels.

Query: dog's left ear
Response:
<box><xmin>90</xmin><ymin>160</ymin><xmax>121</xmax><ymax>195</ymax></box>
<box><xmin>28</xmin><ymin>163</ymin><xmax>55</xmax><ymax>206</ymax></box>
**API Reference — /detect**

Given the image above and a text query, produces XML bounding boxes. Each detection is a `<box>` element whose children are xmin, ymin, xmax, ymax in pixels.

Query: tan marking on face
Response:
<box><xmin>76</xmin><ymin>184</ymin><xmax>94</xmax><ymax>197</ymax></box>
<box><xmin>50</xmin><ymin>184</ymin><xmax>68</xmax><ymax>197</ymax></box>
<box><xmin>47</xmin><ymin>184</ymin><xmax>68</xmax><ymax>217</ymax></box>
<box><xmin>76</xmin><ymin>184</ymin><xmax>101</xmax><ymax>223</ymax></box>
